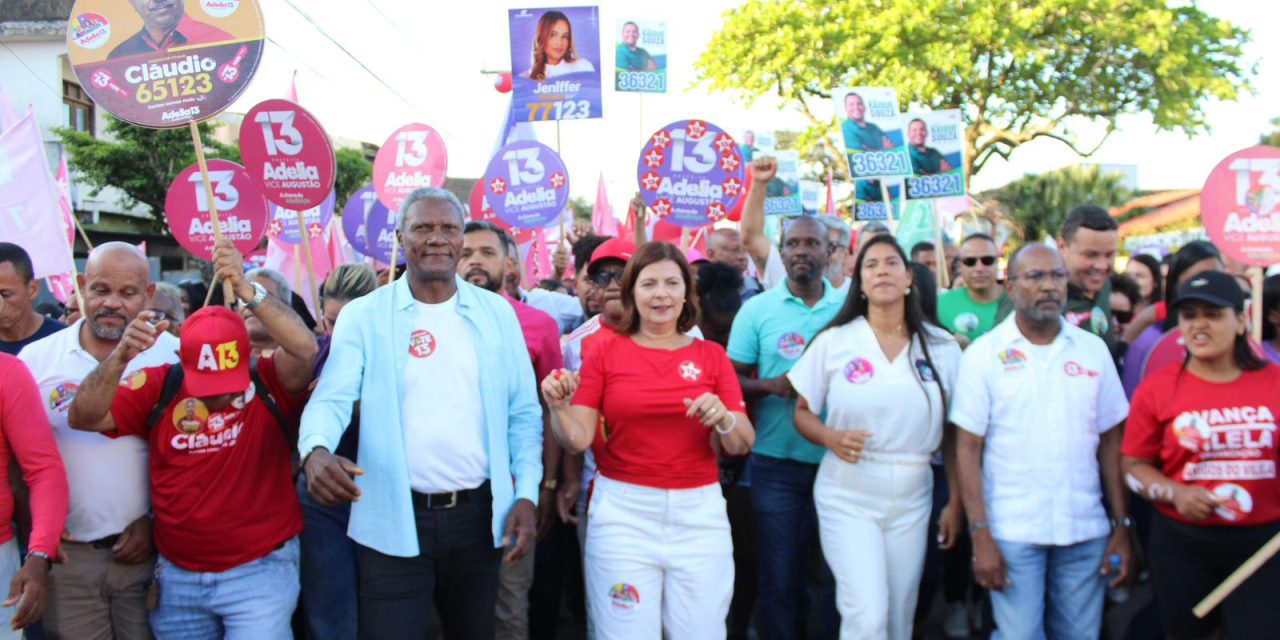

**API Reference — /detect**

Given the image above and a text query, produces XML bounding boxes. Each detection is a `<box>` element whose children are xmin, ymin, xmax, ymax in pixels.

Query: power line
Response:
<box><xmin>0</xmin><ymin>41</ymin><xmax>61</xmax><ymax>98</ymax></box>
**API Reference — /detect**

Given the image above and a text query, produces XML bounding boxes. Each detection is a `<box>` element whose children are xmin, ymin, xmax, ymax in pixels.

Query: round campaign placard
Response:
<box><xmin>1201</xmin><ymin>145</ymin><xmax>1280</xmax><ymax>266</ymax></box>
<box><xmin>266</xmin><ymin>190</ymin><xmax>335</xmax><ymax>245</ymax></box>
<box><xmin>66</xmin><ymin>0</ymin><xmax>265</xmax><ymax>129</ymax></box>
<box><xmin>164</xmin><ymin>159</ymin><xmax>268</xmax><ymax>260</ymax></box>
<box><xmin>240</xmin><ymin>99</ymin><xmax>335</xmax><ymax>210</ymax></box>
<box><xmin>373</xmin><ymin>123</ymin><xmax>449</xmax><ymax>213</ymax></box>
<box><xmin>483</xmin><ymin>140</ymin><xmax>570</xmax><ymax>229</ymax></box>
<box><xmin>636</xmin><ymin>119</ymin><xmax>745</xmax><ymax>228</ymax></box>
<box><xmin>340</xmin><ymin>187</ymin><xmax>379</xmax><ymax>257</ymax></box>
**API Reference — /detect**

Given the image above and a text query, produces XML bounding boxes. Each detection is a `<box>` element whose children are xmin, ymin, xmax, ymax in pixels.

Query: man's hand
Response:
<box><xmin>112</xmin><ymin>515</ymin><xmax>154</xmax><ymax>564</ymax></box>
<box><xmin>211</xmin><ymin>238</ymin><xmax>253</xmax><ymax>303</ymax></box>
<box><xmin>536</xmin><ymin>488</ymin><xmax>557</xmax><ymax>541</ymax></box>
<box><xmin>552</xmin><ymin>243</ymin><xmax>570</xmax><ymax>279</ymax></box>
<box><xmin>4</xmin><ymin>557</ymin><xmax>48</xmax><ymax>630</ymax></box>
<box><xmin>557</xmin><ymin>478</ymin><xmax>580</xmax><ymax>525</ymax></box>
<box><xmin>541</xmin><ymin>369</ymin><xmax>579</xmax><ymax>410</ymax></box>
<box><xmin>1101</xmin><ymin>528</ymin><xmax>1134</xmax><ymax>588</ymax></box>
<box><xmin>937</xmin><ymin>500</ymin><xmax>964</xmax><ymax>550</ymax></box>
<box><xmin>304</xmin><ymin>447</ymin><xmax>363</xmax><ymax>507</ymax></box>
<box><xmin>972</xmin><ymin>532</ymin><xmax>1010</xmax><ymax>592</ymax></box>
<box><xmin>114</xmin><ymin>313</ymin><xmax>170</xmax><ymax>363</ymax></box>
<box><xmin>751</xmin><ymin>156</ymin><xmax>777</xmax><ymax>185</ymax></box>
<box><xmin>502</xmin><ymin>498</ymin><xmax>536</xmax><ymax>564</ymax></box>
<box><xmin>764</xmin><ymin>375</ymin><xmax>794</xmax><ymax>398</ymax></box>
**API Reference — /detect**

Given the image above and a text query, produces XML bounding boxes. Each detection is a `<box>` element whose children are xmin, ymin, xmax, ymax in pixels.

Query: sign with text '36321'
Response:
<box><xmin>902</xmin><ymin>109</ymin><xmax>966</xmax><ymax>200</ymax></box>
<box><xmin>832</xmin><ymin>86</ymin><xmax>910</xmax><ymax>180</ymax></box>
<box><xmin>67</xmin><ymin>0</ymin><xmax>264</xmax><ymax>128</ymax></box>
<box><xmin>509</xmin><ymin>7</ymin><xmax>603</xmax><ymax>122</ymax></box>
<box><xmin>1200</xmin><ymin>145</ymin><xmax>1280</xmax><ymax>266</ymax></box>
<box><xmin>372</xmin><ymin>123</ymin><xmax>449</xmax><ymax>214</ymax></box>
<box><xmin>165</xmin><ymin>159</ymin><xmax>267</xmax><ymax>260</ymax></box>
<box><xmin>239</xmin><ymin>99</ymin><xmax>335</xmax><ymax>211</ymax></box>
<box><xmin>614</xmin><ymin>18</ymin><xmax>666</xmax><ymax>93</ymax></box>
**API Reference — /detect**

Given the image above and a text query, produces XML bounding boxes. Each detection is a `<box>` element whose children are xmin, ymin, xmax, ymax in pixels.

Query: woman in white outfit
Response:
<box><xmin>788</xmin><ymin>234</ymin><xmax>963</xmax><ymax>640</ymax></box>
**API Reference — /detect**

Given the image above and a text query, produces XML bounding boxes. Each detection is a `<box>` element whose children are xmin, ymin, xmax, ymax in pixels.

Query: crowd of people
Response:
<box><xmin>0</xmin><ymin>153</ymin><xmax>1276</xmax><ymax>640</ymax></box>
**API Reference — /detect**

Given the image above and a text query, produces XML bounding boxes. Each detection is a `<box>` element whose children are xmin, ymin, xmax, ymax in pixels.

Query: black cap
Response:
<box><xmin>1174</xmin><ymin>270</ymin><xmax>1245</xmax><ymax>312</ymax></box>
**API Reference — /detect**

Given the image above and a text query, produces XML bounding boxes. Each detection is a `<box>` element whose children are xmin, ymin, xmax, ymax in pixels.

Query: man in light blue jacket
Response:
<box><xmin>299</xmin><ymin>187</ymin><xmax>542</xmax><ymax>640</ymax></box>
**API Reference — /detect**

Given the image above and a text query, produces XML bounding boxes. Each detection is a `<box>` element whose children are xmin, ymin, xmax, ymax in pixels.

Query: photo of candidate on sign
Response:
<box><xmin>832</xmin><ymin>86</ymin><xmax>911</xmax><ymax>180</ymax></box>
<box><xmin>902</xmin><ymin>110</ymin><xmax>966</xmax><ymax>199</ymax></box>
<box><xmin>66</xmin><ymin>0</ymin><xmax>264</xmax><ymax>128</ymax></box>
<box><xmin>764</xmin><ymin>151</ymin><xmax>803</xmax><ymax>216</ymax></box>
<box><xmin>615</xmin><ymin>19</ymin><xmax>666</xmax><ymax>93</ymax></box>
<box><xmin>510</xmin><ymin>7</ymin><xmax>603</xmax><ymax>122</ymax></box>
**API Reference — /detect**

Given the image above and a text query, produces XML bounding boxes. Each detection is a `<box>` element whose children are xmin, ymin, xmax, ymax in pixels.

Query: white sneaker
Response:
<box><xmin>943</xmin><ymin>602</ymin><xmax>969</xmax><ymax>639</ymax></box>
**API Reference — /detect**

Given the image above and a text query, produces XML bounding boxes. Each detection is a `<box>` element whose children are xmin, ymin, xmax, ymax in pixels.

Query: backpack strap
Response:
<box><xmin>247</xmin><ymin>355</ymin><xmax>292</xmax><ymax>449</ymax></box>
<box><xmin>143</xmin><ymin>358</ymin><xmax>291</xmax><ymax>449</ymax></box>
<box><xmin>146</xmin><ymin>365</ymin><xmax>186</xmax><ymax>431</ymax></box>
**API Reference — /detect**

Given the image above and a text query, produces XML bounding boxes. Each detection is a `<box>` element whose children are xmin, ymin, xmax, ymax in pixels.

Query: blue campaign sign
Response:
<box><xmin>484</xmin><ymin>140</ymin><xmax>571</xmax><ymax>229</ymax></box>
<box><xmin>832</xmin><ymin>86</ymin><xmax>912</xmax><ymax>180</ymax></box>
<box><xmin>614</xmin><ymin>18</ymin><xmax>666</xmax><ymax>93</ymax></box>
<box><xmin>903</xmin><ymin>109</ymin><xmax>967</xmax><ymax>199</ymax></box>
<box><xmin>266</xmin><ymin>190</ymin><xmax>335</xmax><ymax>245</ymax></box>
<box><xmin>341</xmin><ymin>186</ymin><xmax>401</xmax><ymax>265</ymax></box>
<box><xmin>636</xmin><ymin>119</ymin><xmax>746</xmax><ymax>228</ymax></box>
<box><xmin>509</xmin><ymin>7</ymin><xmax>603</xmax><ymax>122</ymax></box>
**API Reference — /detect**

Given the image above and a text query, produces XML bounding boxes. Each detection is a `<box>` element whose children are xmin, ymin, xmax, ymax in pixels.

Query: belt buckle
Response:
<box><xmin>438</xmin><ymin>492</ymin><xmax>457</xmax><ymax>509</ymax></box>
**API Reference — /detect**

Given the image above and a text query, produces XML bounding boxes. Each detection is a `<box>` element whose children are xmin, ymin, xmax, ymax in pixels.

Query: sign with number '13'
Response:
<box><xmin>636</xmin><ymin>119</ymin><xmax>745</xmax><ymax>228</ymax></box>
<box><xmin>239</xmin><ymin>99</ymin><xmax>336</xmax><ymax>210</ymax></box>
<box><xmin>372</xmin><ymin>123</ymin><xmax>449</xmax><ymax>213</ymax></box>
<box><xmin>484</xmin><ymin>140</ymin><xmax>570</xmax><ymax>229</ymax></box>
<box><xmin>165</xmin><ymin>159</ymin><xmax>268</xmax><ymax>261</ymax></box>
<box><xmin>1201</xmin><ymin>145</ymin><xmax>1280</xmax><ymax>266</ymax></box>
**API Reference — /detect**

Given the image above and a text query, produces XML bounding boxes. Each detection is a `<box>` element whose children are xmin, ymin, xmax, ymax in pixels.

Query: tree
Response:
<box><xmin>334</xmin><ymin>147</ymin><xmax>373</xmax><ymax>206</ymax></box>
<box><xmin>696</xmin><ymin>0</ymin><xmax>1252</xmax><ymax>179</ymax></box>
<box><xmin>1262</xmin><ymin>117</ymin><xmax>1280</xmax><ymax>147</ymax></box>
<box><xmin>569</xmin><ymin>195</ymin><xmax>592</xmax><ymax>225</ymax></box>
<box><xmin>978</xmin><ymin>165</ymin><xmax>1133</xmax><ymax>244</ymax></box>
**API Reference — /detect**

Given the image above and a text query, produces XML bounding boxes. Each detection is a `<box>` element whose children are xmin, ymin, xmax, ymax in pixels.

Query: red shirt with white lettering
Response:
<box><xmin>573</xmin><ymin>335</ymin><xmax>745</xmax><ymax>489</ymax></box>
<box><xmin>1123</xmin><ymin>363</ymin><xmax>1280</xmax><ymax>526</ymax></box>
<box><xmin>109</xmin><ymin>356</ymin><xmax>305</xmax><ymax>571</ymax></box>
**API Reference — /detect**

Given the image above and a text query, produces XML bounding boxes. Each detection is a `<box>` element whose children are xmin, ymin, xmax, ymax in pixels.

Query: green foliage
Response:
<box><xmin>334</xmin><ymin>147</ymin><xmax>372</xmax><ymax>206</ymax></box>
<box><xmin>569</xmin><ymin>196</ymin><xmax>592</xmax><ymax>224</ymax></box>
<box><xmin>979</xmin><ymin>165</ymin><xmax>1132</xmax><ymax>243</ymax></box>
<box><xmin>1262</xmin><ymin>118</ymin><xmax>1280</xmax><ymax>147</ymax></box>
<box><xmin>696</xmin><ymin>0</ymin><xmax>1252</xmax><ymax>179</ymax></box>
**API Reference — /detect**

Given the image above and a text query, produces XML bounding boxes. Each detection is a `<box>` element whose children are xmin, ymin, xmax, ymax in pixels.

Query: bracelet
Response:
<box><xmin>969</xmin><ymin>521</ymin><xmax>990</xmax><ymax>531</ymax></box>
<box><xmin>714</xmin><ymin>412</ymin><xmax>737</xmax><ymax>436</ymax></box>
<box><xmin>27</xmin><ymin>551</ymin><xmax>52</xmax><ymax>569</ymax></box>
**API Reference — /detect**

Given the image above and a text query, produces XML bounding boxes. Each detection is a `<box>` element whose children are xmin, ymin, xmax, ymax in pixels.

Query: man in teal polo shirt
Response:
<box><xmin>841</xmin><ymin>92</ymin><xmax>892</xmax><ymax>152</ymax></box>
<box><xmin>907</xmin><ymin>118</ymin><xmax>953</xmax><ymax>176</ymax></box>
<box><xmin>727</xmin><ymin>216</ymin><xmax>841</xmax><ymax>640</ymax></box>
<box><xmin>615</xmin><ymin>21</ymin><xmax>656</xmax><ymax>71</ymax></box>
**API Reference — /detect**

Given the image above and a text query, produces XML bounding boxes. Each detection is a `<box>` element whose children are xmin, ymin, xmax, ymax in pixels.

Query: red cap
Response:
<box><xmin>179</xmin><ymin>306</ymin><xmax>251</xmax><ymax>397</ymax></box>
<box><xmin>686</xmin><ymin>247</ymin><xmax>708</xmax><ymax>265</ymax></box>
<box><xmin>589</xmin><ymin>238</ymin><xmax>636</xmax><ymax>270</ymax></box>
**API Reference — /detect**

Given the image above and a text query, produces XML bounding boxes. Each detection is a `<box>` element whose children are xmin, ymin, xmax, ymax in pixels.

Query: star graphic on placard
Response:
<box><xmin>267</xmin><ymin>219</ymin><xmax>283</xmax><ymax>237</ymax></box>
<box><xmin>686</xmin><ymin>120</ymin><xmax>707</xmax><ymax>139</ymax></box>
<box><xmin>650</xmin><ymin>129</ymin><xmax>672</xmax><ymax>149</ymax></box>
<box><xmin>707</xmin><ymin>202</ymin><xmax>727</xmax><ymax>222</ymax></box>
<box><xmin>722</xmin><ymin>177</ymin><xmax>742</xmax><ymax>196</ymax></box>
<box><xmin>713</xmin><ymin>133</ymin><xmax>735</xmax><ymax>153</ymax></box>
<box><xmin>651</xmin><ymin>199</ymin><xmax>673</xmax><ymax>219</ymax></box>
<box><xmin>643</xmin><ymin>148</ymin><xmax>665</xmax><ymax>169</ymax></box>
<box><xmin>679</xmin><ymin>361</ymin><xmax>702</xmax><ymax>382</ymax></box>
<box><xmin>489</xmin><ymin>177</ymin><xmax>507</xmax><ymax>195</ymax></box>
<box><xmin>550</xmin><ymin>172</ymin><xmax>566</xmax><ymax>189</ymax></box>
<box><xmin>641</xmin><ymin>171</ymin><xmax>662</xmax><ymax>191</ymax></box>
<box><xmin>307</xmin><ymin>222</ymin><xmax>323</xmax><ymax>239</ymax></box>
<box><xmin>720</xmin><ymin>153</ymin><xmax>741</xmax><ymax>173</ymax></box>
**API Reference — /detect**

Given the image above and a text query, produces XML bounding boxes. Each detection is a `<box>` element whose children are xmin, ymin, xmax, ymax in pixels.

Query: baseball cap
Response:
<box><xmin>1174</xmin><ymin>270</ymin><xmax>1245</xmax><ymax>312</ymax></box>
<box><xmin>686</xmin><ymin>247</ymin><xmax>708</xmax><ymax>265</ymax></box>
<box><xmin>588</xmin><ymin>238</ymin><xmax>635</xmax><ymax>271</ymax></box>
<box><xmin>179</xmin><ymin>306</ymin><xmax>251</xmax><ymax>397</ymax></box>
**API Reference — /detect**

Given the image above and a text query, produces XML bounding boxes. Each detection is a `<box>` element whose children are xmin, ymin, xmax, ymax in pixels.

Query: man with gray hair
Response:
<box><xmin>243</xmin><ymin>268</ymin><xmax>292</xmax><ymax>355</ymax></box>
<box><xmin>816</xmin><ymin>215</ymin><xmax>852</xmax><ymax>293</ymax></box>
<box><xmin>300</xmin><ymin>187</ymin><xmax>542</xmax><ymax>639</ymax></box>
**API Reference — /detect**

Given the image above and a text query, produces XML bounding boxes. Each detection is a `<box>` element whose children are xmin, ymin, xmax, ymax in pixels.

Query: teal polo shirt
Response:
<box><xmin>727</xmin><ymin>278</ymin><xmax>845</xmax><ymax>464</ymax></box>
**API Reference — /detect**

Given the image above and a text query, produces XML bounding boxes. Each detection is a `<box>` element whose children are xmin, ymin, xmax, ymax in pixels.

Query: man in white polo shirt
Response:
<box><xmin>18</xmin><ymin>242</ymin><xmax>177</xmax><ymax>640</ymax></box>
<box><xmin>950</xmin><ymin>243</ymin><xmax>1133</xmax><ymax>640</ymax></box>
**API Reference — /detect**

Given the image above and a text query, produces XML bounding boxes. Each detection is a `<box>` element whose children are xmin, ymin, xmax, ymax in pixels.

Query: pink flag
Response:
<box><xmin>0</xmin><ymin>112</ymin><xmax>74</xmax><ymax>279</ymax></box>
<box><xmin>591</xmin><ymin>173</ymin><xmax>618</xmax><ymax>237</ymax></box>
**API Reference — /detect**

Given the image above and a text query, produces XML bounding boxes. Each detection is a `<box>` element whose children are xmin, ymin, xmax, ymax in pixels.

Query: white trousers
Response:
<box><xmin>584</xmin><ymin>475</ymin><xmax>733</xmax><ymax>640</ymax></box>
<box><xmin>815</xmin><ymin>454</ymin><xmax>932</xmax><ymax>640</ymax></box>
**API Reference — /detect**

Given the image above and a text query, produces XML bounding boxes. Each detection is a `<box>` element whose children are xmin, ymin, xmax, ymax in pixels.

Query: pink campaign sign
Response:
<box><xmin>239</xmin><ymin>98</ymin><xmax>336</xmax><ymax>210</ymax></box>
<box><xmin>373</xmin><ymin>123</ymin><xmax>448</xmax><ymax>213</ymax></box>
<box><xmin>1200</xmin><ymin>145</ymin><xmax>1280</xmax><ymax>266</ymax></box>
<box><xmin>164</xmin><ymin>159</ymin><xmax>268</xmax><ymax>261</ymax></box>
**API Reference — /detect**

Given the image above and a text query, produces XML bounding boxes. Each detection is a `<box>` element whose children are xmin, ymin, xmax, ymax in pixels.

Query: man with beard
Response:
<box><xmin>571</xmin><ymin>234</ymin><xmax>611</xmax><ymax>321</ymax></box>
<box><xmin>18</xmin><ymin>242</ymin><xmax>176</xmax><ymax>640</ymax></box>
<box><xmin>460</xmin><ymin>221</ymin><xmax>562</xmax><ymax>640</ymax></box>
<box><xmin>952</xmin><ymin>243</ymin><xmax>1132</xmax><ymax>639</ymax></box>
<box><xmin>725</xmin><ymin>216</ymin><xmax>841</xmax><ymax>640</ymax></box>
<box><xmin>0</xmin><ymin>243</ymin><xmax>65</xmax><ymax>355</ymax></box>
<box><xmin>108</xmin><ymin>0</ymin><xmax>233</xmax><ymax>59</ymax></box>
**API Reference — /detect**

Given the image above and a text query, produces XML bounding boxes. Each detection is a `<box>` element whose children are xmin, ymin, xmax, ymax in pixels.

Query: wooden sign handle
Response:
<box><xmin>1194</xmin><ymin>528</ymin><xmax>1280</xmax><ymax>618</ymax></box>
<box><xmin>188</xmin><ymin>121</ymin><xmax>235</xmax><ymax>307</ymax></box>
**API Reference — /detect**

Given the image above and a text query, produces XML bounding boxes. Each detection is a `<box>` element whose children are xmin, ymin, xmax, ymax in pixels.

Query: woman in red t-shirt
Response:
<box><xmin>541</xmin><ymin>241</ymin><xmax>754</xmax><ymax>639</ymax></box>
<box><xmin>1122</xmin><ymin>270</ymin><xmax>1280</xmax><ymax>638</ymax></box>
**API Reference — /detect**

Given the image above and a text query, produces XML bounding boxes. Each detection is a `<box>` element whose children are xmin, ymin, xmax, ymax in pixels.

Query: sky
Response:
<box><xmin>225</xmin><ymin>0</ymin><xmax>1280</xmax><ymax>213</ymax></box>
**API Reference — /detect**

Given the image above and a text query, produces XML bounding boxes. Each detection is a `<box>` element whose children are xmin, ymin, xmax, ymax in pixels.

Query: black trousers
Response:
<box><xmin>357</xmin><ymin>483</ymin><xmax>503</xmax><ymax>640</ymax></box>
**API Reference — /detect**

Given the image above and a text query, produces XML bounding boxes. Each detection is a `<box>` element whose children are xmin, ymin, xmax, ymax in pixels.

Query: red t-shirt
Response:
<box><xmin>109</xmin><ymin>356</ymin><xmax>305</xmax><ymax>571</ymax></box>
<box><xmin>573</xmin><ymin>335</ymin><xmax>745</xmax><ymax>489</ymax></box>
<box><xmin>1123</xmin><ymin>364</ymin><xmax>1280</xmax><ymax>526</ymax></box>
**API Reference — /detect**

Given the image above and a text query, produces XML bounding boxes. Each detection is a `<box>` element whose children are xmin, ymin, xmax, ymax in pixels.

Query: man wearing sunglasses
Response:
<box><xmin>938</xmin><ymin>234</ymin><xmax>1006</xmax><ymax>342</ymax></box>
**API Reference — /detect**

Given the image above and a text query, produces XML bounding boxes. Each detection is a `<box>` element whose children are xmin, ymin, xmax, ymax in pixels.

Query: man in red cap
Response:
<box><xmin>67</xmin><ymin>238</ymin><xmax>318</xmax><ymax>638</ymax></box>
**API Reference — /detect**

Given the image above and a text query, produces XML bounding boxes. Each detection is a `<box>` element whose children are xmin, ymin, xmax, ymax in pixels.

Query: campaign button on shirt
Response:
<box><xmin>408</xmin><ymin>329</ymin><xmax>437</xmax><ymax>358</ymax></box>
<box><xmin>844</xmin><ymin>357</ymin><xmax>874</xmax><ymax>384</ymax></box>
<box><xmin>776</xmin><ymin>331</ymin><xmax>806</xmax><ymax>359</ymax></box>
<box><xmin>998</xmin><ymin>348</ymin><xmax>1027</xmax><ymax>372</ymax></box>
<box><xmin>915</xmin><ymin>358</ymin><xmax>936</xmax><ymax>383</ymax></box>
<box><xmin>678</xmin><ymin>360</ymin><xmax>702</xmax><ymax>382</ymax></box>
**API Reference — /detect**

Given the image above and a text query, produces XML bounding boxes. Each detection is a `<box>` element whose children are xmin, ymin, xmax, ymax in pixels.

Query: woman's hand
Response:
<box><xmin>684</xmin><ymin>392</ymin><xmax>730</xmax><ymax>429</ymax></box>
<box><xmin>825</xmin><ymin>429</ymin><xmax>872</xmax><ymax>464</ymax></box>
<box><xmin>540</xmin><ymin>369</ymin><xmax>579</xmax><ymax>410</ymax></box>
<box><xmin>1172</xmin><ymin>483</ymin><xmax>1221</xmax><ymax>521</ymax></box>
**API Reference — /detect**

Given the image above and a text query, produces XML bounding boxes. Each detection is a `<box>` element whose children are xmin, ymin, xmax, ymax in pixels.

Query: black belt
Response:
<box><xmin>411</xmin><ymin>481</ymin><xmax>489</xmax><ymax>510</ymax></box>
<box><xmin>88</xmin><ymin>534</ymin><xmax>120</xmax><ymax>550</ymax></box>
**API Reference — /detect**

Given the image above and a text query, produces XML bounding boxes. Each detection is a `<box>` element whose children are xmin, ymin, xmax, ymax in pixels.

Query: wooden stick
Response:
<box><xmin>681</xmin><ymin>227</ymin><xmax>690</xmax><ymax>251</ymax></box>
<box><xmin>188</xmin><ymin>121</ymin><xmax>235</xmax><ymax>307</ymax></box>
<box><xmin>70</xmin><ymin>212</ymin><xmax>94</xmax><ymax>250</ymax></box>
<box><xmin>1251</xmin><ymin>266</ymin><xmax>1264</xmax><ymax>345</ymax></box>
<box><xmin>931</xmin><ymin>198</ymin><xmax>950</xmax><ymax>288</ymax></box>
<box><xmin>1193</xmin><ymin>528</ymin><xmax>1280</xmax><ymax>618</ymax></box>
<box><xmin>386</xmin><ymin>233</ymin><xmax>399</xmax><ymax>286</ymax></box>
<box><xmin>879</xmin><ymin>180</ymin><xmax>897</xmax><ymax>234</ymax></box>
<box><xmin>294</xmin><ymin>209</ymin><xmax>321</xmax><ymax>318</ymax></box>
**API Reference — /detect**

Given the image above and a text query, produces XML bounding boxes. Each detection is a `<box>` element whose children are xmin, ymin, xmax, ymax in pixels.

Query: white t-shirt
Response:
<box><xmin>761</xmin><ymin>246</ymin><xmax>787</xmax><ymax>290</ymax></box>
<box><xmin>544</xmin><ymin>57</ymin><xmax>596</xmax><ymax>78</ymax></box>
<box><xmin>787</xmin><ymin>318</ymin><xmax>961</xmax><ymax>462</ymax></box>
<box><xmin>400</xmin><ymin>295</ymin><xmax>489</xmax><ymax>493</ymax></box>
<box><xmin>18</xmin><ymin>321</ymin><xmax>180</xmax><ymax>541</ymax></box>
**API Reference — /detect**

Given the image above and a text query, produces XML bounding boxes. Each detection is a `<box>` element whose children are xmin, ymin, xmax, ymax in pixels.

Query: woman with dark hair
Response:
<box><xmin>787</xmin><ymin>234</ymin><xmax>963</xmax><ymax>639</ymax></box>
<box><xmin>1261</xmin><ymin>274</ymin><xmax>1280</xmax><ymax>364</ymax></box>
<box><xmin>541</xmin><ymin>241</ymin><xmax>754</xmax><ymax>639</ymax></box>
<box><xmin>177</xmin><ymin>279</ymin><xmax>208</xmax><ymax>317</ymax></box>
<box><xmin>1126</xmin><ymin>253</ymin><xmax>1164</xmax><ymax>307</ymax></box>
<box><xmin>528</xmin><ymin>10</ymin><xmax>596</xmax><ymax>81</ymax></box>
<box><xmin>696</xmin><ymin>261</ymin><xmax>744</xmax><ymax>347</ymax></box>
<box><xmin>1122</xmin><ymin>270</ymin><xmax>1279</xmax><ymax>638</ymax></box>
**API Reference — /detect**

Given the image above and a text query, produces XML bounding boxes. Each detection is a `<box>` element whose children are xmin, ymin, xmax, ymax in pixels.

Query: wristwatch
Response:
<box><xmin>1111</xmin><ymin>516</ymin><xmax>1134</xmax><ymax>529</ymax></box>
<box><xmin>541</xmin><ymin>479</ymin><xmax>558</xmax><ymax>492</ymax></box>
<box><xmin>241</xmin><ymin>281</ymin><xmax>268</xmax><ymax>311</ymax></box>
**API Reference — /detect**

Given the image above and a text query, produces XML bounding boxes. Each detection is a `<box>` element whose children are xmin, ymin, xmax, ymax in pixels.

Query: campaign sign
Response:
<box><xmin>854</xmin><ymin>180</ymin><xmax>902</xmax><ymax>221</ymax></box>
<box><xmin>509</xmin><ymin>7</ymin><xmax>604</xmax><ymax>122</ymax></box>
<box><xmin>240</xmin><ymin>99</ymin><xmax>335</xmax><ymax>210</ymax></box>
<box><xmin>66</xmin><ymin>0</ymin><xmax>264</xmax><ymax>128</ymax></box>
<box><xmin>637</xmin><ymin>120</ymin><xmax>745</xmax><ymax>228</ymax></box>
<box><xmin>267</xmin><ymin>190</ymin><xmax>335</xmax><ymax>245</ymax></box>
<box><xmin>903</xmin><ymin>110</ymin><xmax>966</xmax><ymax>199</ymax></box>
<box><xmin>614</xmin><ymin>19</ymin><xmax>666</xmax><ymax>93</ymax></box>
<box><xmin>340</xmin><ymin>186</ymin><xmax>386</xmax><ymax>259</ymax></box>
<box><xmin>764</xmin><ymin>151</ymin><xmax>803</xmax><ymax>215</ymax></box>
<box><xmin>484</xmin><ymin>140</ymin><xmax>570</xmax><ymax>229</ymax></box>
<box><xmin>832</xmin><ymin>87</ymin><xmax>911</xmax><ymax>180</ymax></box>
<box><xmin>1200</xmin><ymin>145</ymin><xmax>1280</xmax><ymax>266</ymax></box>
<box><xmin>800</xmin><ymin>180</ymin><xmax>823</xmax><ymax>214</ymax></box>
<box><xmin>164</xmin><ymin>159</ymin><xmax>267</xmax><ymax>260</ymax></box>
<box><xmin>373</xmin><ymin>123</ymin><xmax>449</xmax><ymax>214</ymax></box>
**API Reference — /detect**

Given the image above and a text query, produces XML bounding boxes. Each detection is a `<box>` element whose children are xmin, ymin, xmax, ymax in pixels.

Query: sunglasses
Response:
<box><xmin>960</xmin><ymin>256</ymin><xmax>997</xmax><ymax>267</ymax></box>
<box><xmin>589</xmin><ymin>270</ymin><xmax>624</xmax><ymax>288</ymax></box>
<box><xmin>1113</xmin><ymin>309</ymin><xmax>1134</xmax><ymax>324</ymax></box>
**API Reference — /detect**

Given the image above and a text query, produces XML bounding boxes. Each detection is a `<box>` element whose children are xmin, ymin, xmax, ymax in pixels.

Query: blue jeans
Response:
<box><xmin>749</xmin><ymin>454</ymin><xmax>838</xmax><ymax>640</ymax></box>
<box><xmin>991</xmin><ymin>536</ymin><xmax>1107</xmax><ymax>640</ymax></box>
<box><xmin>297</xmin><ymin>477</ymin><xmax>357</xmax><ymax>640</ymax></box>
<box><xmin>151</xmin><ymin>537</ymin><xmax>300</xmax><ymax>640</ymax></box>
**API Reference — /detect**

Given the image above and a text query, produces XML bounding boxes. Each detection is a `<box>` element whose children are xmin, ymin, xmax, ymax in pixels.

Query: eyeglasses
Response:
<box><xmin>1113</xmin><ymin>309</ymin><xmax>1134</xmax><ymax>324</ymax></box>
<box><xmin>960</xmin><ymin>256</ymin><xmax>997</xmax><ymax>267</ymax></box>
<box><xmin>589</xmin><ymin>270</ymin><xmax>624</xmax><ymax>288</ymax></box>
<box><xmin>147</xmin><ymin>309</ymin><xmax>172</xmax><ymax>322</ymax></box>
<box><xmin>1010</xmin><ymin>268</ymin><xmax>1069</xmax><ymax>284</ymax></box>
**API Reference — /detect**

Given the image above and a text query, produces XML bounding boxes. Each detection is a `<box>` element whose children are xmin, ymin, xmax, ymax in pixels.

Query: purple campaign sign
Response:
<box><xmin>340</xmin><ymin>187</ymin><xmax>376</xmax><ymax>256</ymax></box>
<box><xmin>636</xmin><ymin>119</ymin><xmax>745</xmax><ymax>228</ymax></box>
<box><xmin>341</xmin><ymin>186</ymin><xmax>401</xmax><ymax>264</ymax></box>
<box><xmin>484</xmin><ymin>140</ymin><xmax>570</xmax><ymax>229</ymax></box>
<box><xmin>266</xmin><ymin>189</ymin><xmax>335</xmax><ymax>245</ymax></box>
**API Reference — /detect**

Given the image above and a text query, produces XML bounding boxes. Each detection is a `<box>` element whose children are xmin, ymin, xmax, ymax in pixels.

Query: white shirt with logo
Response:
<box><xmin>18</xmin><ymin>321</ymin><xmax>180</xmax><ymax>541</ymax></box>
<box><xmin>400</xmin><ymin>295</ymin><xmax>489</xmax><ymax>493</ymax></box>
<box><xmin>949</xmin><ymin>316</ymin><xmax>1130</xmax><ymax>546</ymax></box>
